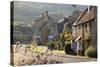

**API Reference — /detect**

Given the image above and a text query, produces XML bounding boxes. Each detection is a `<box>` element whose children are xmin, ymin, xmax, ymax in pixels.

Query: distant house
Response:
<box><xmin>48</xmin><ymin>34</ymin><xmax>57</xmax><ymax>41</ymax></box>
<box><xmin>33</xmin><ymin>11</ymin><xmax>58</xmax><ymax>45</ymax></box>
<box><xmin>72</xmin><ymin>6</ymin><xmax>97</xmax><ymax>51</ymax></box>
<box><xmin>57</xmin><ymin>18</ymin><xmax>69</xmax><ymax>33</ymax></box>
<box><xmin>57</xmin><ymin>17</ymin><xmax>70</xmax><ymax>40</ymax></box>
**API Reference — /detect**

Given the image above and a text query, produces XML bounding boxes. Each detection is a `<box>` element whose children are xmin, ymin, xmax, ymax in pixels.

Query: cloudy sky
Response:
<box><xmin>13</xmin><ymin>1</ymin><xmax>88</xmax><ymax>23</ymax></box>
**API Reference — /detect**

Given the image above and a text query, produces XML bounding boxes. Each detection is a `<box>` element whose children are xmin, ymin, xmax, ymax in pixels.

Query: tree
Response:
<box><xmin>60</xmin><ymin>27</ymin><xmax>72</xmax><ymax>54</ymax></box>
<box><xmin>61</xmin><ymin>28</ymin><xmax>72</xmax><ymax>45</ymax></box>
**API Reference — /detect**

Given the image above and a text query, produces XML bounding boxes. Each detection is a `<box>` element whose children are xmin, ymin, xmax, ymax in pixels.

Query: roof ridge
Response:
<box><xmin>73</xmin><ymin>8</ymin><xmax>88</xmax><ymax>26</ymax></box>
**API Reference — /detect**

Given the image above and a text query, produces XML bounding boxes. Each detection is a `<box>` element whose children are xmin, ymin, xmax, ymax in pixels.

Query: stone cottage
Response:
<box><xmin>33</xmin><ymin>11</ymin><xmax>58</xmax><ymax>45</ymax></box>
<box><xmin>72</xmin><ymin>6</ymin><xmax>97</xmax><ymax>51</ymax></box>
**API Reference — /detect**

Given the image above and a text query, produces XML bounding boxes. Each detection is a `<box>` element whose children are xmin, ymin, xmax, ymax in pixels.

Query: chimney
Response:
<box><xmin>44</xmin><ymin>11</ymin><xmax>48</xmax><ymax>17</ymax></box>
<box><xmin>88</xmin><ymin>5</ymin><xmax>90</xmax><ymax>13</ymax></box>
<box><xmin>41</xmin><ymin>13</ymin><xmax>44</xmax><ymax>18</ymax></box>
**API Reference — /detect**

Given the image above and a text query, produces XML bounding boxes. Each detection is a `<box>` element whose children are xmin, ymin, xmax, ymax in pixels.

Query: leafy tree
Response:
<box><xmin>60</xmin><ymin>27</ymin><xmax>72</xmax><ymax>54</ymax></box>
<box><xmin>61</xmin><ymin>28</ymin><xmax>72</xmax><ymax>45</ymax></box>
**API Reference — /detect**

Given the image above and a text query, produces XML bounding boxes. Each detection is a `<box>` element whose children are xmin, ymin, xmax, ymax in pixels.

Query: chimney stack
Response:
<box><xmin>88</xmin><ymin>5</ymin><xmax>90</xmax><ymax>13</ymax></box>
<box><xmin>41</xmin><ymin>13</ymin><xmax>44</xmax><ymax>18</ymax></box>
<box><xmin>44</xmin><ymin>10</ymin><xmax>48</xmax><ymax>17</ymax></box>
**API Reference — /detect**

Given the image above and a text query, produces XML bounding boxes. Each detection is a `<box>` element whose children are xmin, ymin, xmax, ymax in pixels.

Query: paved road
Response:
<box><xmin>48</xmin><ymin>54</ymin><xmax>97</xmax><ymax>63</ymax></box>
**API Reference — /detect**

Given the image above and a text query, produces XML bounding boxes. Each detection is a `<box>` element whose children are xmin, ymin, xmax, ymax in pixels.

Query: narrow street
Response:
<box><xmin>48</xmin><ymin>54</ymin><xmax>97</xmax><ymax>63</ymax></box>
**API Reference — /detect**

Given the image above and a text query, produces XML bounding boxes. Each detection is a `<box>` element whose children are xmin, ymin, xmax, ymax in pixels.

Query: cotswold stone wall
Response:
<box><xmin>90</xmin><ymin>7</ymin><xmax>97</xmax><ymax>47</ymax></box>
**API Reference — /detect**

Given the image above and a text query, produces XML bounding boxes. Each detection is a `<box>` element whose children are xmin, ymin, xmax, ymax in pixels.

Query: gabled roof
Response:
<box><xmin>73</xmin><ymin>7</ymin><xmax>95</xmax><ymax>26</ymax></box>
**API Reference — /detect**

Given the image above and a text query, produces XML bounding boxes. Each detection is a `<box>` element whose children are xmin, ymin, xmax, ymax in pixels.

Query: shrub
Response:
<box><xmin>47</xmin><ymin>41</ymin><xmax>64</xmax><ymax>50</ymax></box>
<box><xmin>50</xmin><ymin>42</ymin><xmax>56</xmax><ymax>50</ymax></box>
<box><xmin>56</xmin><ymin>41</ymin><xmax>62</xmax><ymax>50</ymax></box>
<box><xmin>46</xmin><ymin>41</ymin><xmax>56</xmax><ymax>50</ymax></box>
<box><xmin>64</xmin><ymin>43</ymin><xmax>71</xmax><ymax>54</ymax></box>
<box><xmin>85</xmin><ymin>47</ymin><xmax>97</xmax><ymax>58</ymax></box>
<box><xmin>57</xmin><ymin>41</ymin><xmax>64</xmax><ymax>50</ymax></box>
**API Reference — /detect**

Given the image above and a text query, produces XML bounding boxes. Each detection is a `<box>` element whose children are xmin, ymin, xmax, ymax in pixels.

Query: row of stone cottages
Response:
<box><xmin>33</xmin><ymin>6</ymin><xmax>97</xmax><ymax>52</ymax></box>
<box><xmin>72</xmin><ymin>6</ymin><xmax>97</xmax><ymax>51</ymax></box>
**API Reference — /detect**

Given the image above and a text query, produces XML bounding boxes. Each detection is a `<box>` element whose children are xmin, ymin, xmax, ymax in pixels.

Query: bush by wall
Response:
<box><xmin>85</xmin><ymin>47</ymin><xmax>97</xmax><ymax>58</ymax></box>
<box><xmin>64</xmin><ymin>43</ymin><xmax>71</xmax><ymax>54</ymax></box>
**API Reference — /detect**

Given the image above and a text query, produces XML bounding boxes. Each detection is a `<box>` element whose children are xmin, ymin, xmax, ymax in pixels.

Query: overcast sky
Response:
<box><xmin>13</xmin><ymin>1</ymin><xmax>88</xmax><ymax>23</ymax></box>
